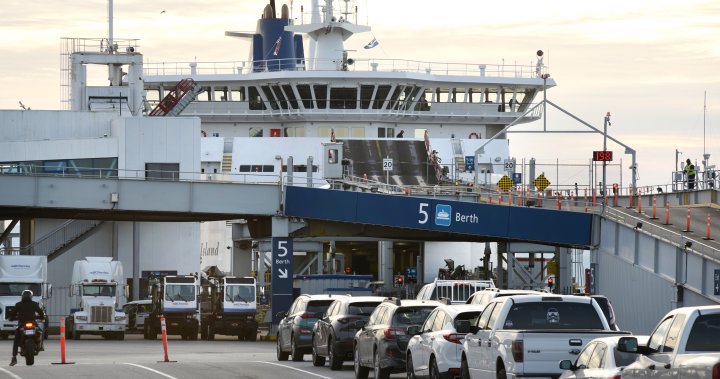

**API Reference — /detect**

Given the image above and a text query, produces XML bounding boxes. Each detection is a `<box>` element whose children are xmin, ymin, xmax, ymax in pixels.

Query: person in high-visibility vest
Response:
<box><xmin>684</xmin><ymin>158</ymin><xmax>697</xmax><ymax>190</ymax></box>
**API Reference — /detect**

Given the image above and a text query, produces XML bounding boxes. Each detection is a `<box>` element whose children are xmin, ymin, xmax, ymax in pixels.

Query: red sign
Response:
<box><xmin>592</xmin><ymin>151</ymin><xmax>613</xmax><ymax>162</ymax></box>
<box><xmin>270</xmin><ymin>128</ymin><xmax>281</xmax><ymax>137</ymax></box>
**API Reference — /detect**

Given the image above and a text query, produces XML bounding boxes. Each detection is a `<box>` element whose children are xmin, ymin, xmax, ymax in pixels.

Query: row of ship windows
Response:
<box><xmin>150</xmin><ymin>84</ymin><xmax>531</xmax><ymax>111</ymax></box>
<box><xmin>235</xmin><ymin>165</ymin><xmax>319</xmax><ymax>173</ymax></box>
<box><xmin>245</xmin><ymin>126</ymin><xmax>410</xmax><ymax>138</ymax></box>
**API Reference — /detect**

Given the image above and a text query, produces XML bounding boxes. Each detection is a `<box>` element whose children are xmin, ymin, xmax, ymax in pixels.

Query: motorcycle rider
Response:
<box><xmin>8</xmin><ymin>289</ymin><xmax>45</xmax><ymax>366</ymax></box>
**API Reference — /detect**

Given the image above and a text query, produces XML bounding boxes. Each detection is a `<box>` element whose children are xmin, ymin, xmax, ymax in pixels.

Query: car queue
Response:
<box><xmin>272</xmin><ymin>285</ymin><xmax>640</xmax><ymax>379</ymax></box>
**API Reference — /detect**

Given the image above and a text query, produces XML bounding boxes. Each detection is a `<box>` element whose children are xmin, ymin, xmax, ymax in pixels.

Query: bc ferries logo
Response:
<box><xmin>435</xmin><ymin>204</ymin><xmax>452</xmax><ymax>226</ymax></box>
<box><xmin>10</xmin><ymin>264</ymin><xmax>31</xmax><ymax>270</ymax></box>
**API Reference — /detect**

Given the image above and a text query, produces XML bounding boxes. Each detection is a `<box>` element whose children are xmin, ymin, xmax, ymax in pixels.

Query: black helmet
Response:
<box><xmin>21</xmin><ymin>289</ymin><xmax>33</xmax><ymax>301</ymax></box>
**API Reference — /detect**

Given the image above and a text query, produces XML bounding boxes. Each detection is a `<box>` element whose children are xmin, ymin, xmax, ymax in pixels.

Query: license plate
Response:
<box><xmin>24</xmin><ymin>330</ymin><xmax>35</xmax><ymax>336</ymax></box>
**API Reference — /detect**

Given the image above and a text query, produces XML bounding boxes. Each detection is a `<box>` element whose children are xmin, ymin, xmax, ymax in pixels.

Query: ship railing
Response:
<box><xmin>143</xmin><ymin>58</ymin><xmax>547</xmax><ymax>78</ymax></box>
<box><xmin>152</xmin><ymin>98</ymin><xmax>544</xmax><ymax>119</ymax></box>
<box><xmin>61</xmin><ymin>37</ymin><xmax>140</xmax><ymax>55</ymax></box>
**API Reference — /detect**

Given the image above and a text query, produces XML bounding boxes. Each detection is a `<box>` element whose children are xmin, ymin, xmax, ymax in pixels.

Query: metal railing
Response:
<box><xmin>21</xmin><ymin>220</ymin><xmax>103</xmax><ymax>257</ymax></box>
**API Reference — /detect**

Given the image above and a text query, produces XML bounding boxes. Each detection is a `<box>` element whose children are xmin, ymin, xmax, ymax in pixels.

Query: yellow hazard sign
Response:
<box><xmin>534</xmin><ymin>174</ymin><xmax>551</xmax><ymax>192</ymax></box>
<box><xmin>497</xmin><ymin>175</ymin><xmax>514</xmax><ymax>192</ymax></box>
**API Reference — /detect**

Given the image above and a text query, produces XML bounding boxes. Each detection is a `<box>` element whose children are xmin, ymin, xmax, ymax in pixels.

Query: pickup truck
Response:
<box><xmin>460</xmin><ymin>294</ymin><xmax>629</xmax><ymax>379</ymax></box>
<box><xmin>622</xmin><ymin>305</ymin><xmax>720</xmax><ymax>379</ymax></box>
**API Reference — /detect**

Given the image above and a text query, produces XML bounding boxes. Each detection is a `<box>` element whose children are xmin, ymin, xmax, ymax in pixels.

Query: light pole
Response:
<box><xmin>603</xmin><ymin>112</ymin><xmax>611</xmax><ymax>204</ymax></box>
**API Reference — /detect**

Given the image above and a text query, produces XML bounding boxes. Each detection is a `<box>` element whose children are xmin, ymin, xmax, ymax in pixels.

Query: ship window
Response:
<box><xmin>377</xmin><ymin>127</ymin><xmax>395</xmax><ymax>138</ymax></box>
<box><xmin>230</xmin><ymin>87</ymin><xmax>245</xmax><ymax>101</ymax></box>
<box><xmin>214</xmin><ymin>87</ymin><xmax>228</xmax><ymax>101</ymax></box>
<box><xmin>314</xmin><ymin>85</ymin><xmax>327</xmax><ymax>109</ymax></box>
<box><xmin>239</xmin><ymin>165</ymin><xmax>251</xmax><ymax>172</ymax></box>
<box><xmin>436</xmin><ymin>88</ymin><xmax>450</xmax><ymax>103</ymax></box>
<box><xmin>328</xmin><ymin>149</ymin><xmax>339</xmax><ymax>164</ymax></box>
<box><xmin>146</xmin><ymin>89</ymin><xmax>161</xmax><ymax>102</ymax></box>
<box><xmin>318</xmin><ymin>127</ymin><xmax>332</xmax><ymax>138</ymax></box>
<box><xmin>199</xmin><ymin>87</ymin><xmax>212</xmax><ymax>101</ymax></box>
<box><xmin>145</xmin><ymin>163</ymin><xmax>179</xmax><ymax>181</ymax></box>
<box><xmin>281</xmin><ymin>85</ymin><xmax>299</xmax><ymax>109</ymax></box>
<box><xmin>334</xmin><ymin>128</ymin><xmax>349</xmax><ymax>138</ymax></box>
<box><xmin>296</xmin><ymin>84</ymin><xmax>313</xmax><ymax>109</ymax></box>
<box><xmin>452</xmin><ymin>88</ymin><xmax>466</xmax><ymax>103</ymax></box>
<box><xmin>249</xmin><ymin>127</ymin><xmax>263</xmax><ymax>137</ymax></box>
<box><xmin>330</xmin><ymin>87</ymin><xmax>357</xmax><ymax>109</ymax></box>
<box><xmin>387</xmin><ymin>86</ymin><xmax>404</xmax><ymax>109</ymax></box>
<box><xmin>374</xmin><ymin>85</ymin><xmax>391</xmax><ymax>109</ymax></box>
<box><xmin>261</xmin><ymin>85</ymin><xmax>280</xmax><ymax>110</ymax></box>
<box><xmin>248</xmin><ymin>87</ymin><xmax>266</xmax><ymax>110</ymax></box>
<box><xmin>284</xmin><ymin>127</ymin><xmax>305</xmax><ymax>137</ymax></box>
<box><xmin>360</xmin><ymin>85</ymin><xmax>374</xmax><ymax>109</ymax></box>
<box><xmin>351</xmin><ymin>127</ymin><xmax>365</xmax><ymax>137</ymax></box>
<box><xmin>415</xmin><ymin>129</ymin><xmax>427</xmax><ymax>139</ymax></box>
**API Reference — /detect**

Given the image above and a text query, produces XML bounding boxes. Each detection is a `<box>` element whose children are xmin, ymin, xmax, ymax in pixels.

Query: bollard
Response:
<box><xmin>159</xmin><ymin>316</ymin><xmax>174</xmax><ymax>363</ymax></box>
<box><xmin>651</xmin><ymin>195</ymin><xmax>658</xmax><ymax>219</ymax></box>
<box><xmin>52</xmin><ymin>316</ymin><xmax>74</xmax><ymax>365</ymax></box>
<box><xmin>592</xmin><ymin>190</ymin><xmax>596</xmax><ymax>208</ymax></box>
<box><xmin>664</xmin><ymin>201</ymin><xmax>671</xmax><ymax>225</ymax></box>
<box><xmin>517</xmin><ymin>190</ymin><xmax>522</xmax><ymax>206</ymax></box>
<box><xmin>705</xmin><ymin>213</ymin><xmax>713</xmax><ymax>240</ymax></box>
<box><xmin>685</xmin><ymin>208</ymin><xmax>692</xmax><ymax>232</ymax></box>
<box><xmin>489</xmin><ymin>194</ymin><xmax>493</xmax><ymax>204</ymax></box>
<box><xmin>556</xmin><ymin>193</ymin><xmax>561</xmax><ymax>210</ymax></box>
<box><xmin>614</xmin><ymin>190</ymin><xmax>619</xmax><ymax>207</ymax></box>
<box><xmin>536</xmin><ymin>192</ymin><xmax>542</xmax><ymax>207</ymax></box>
<box><xmin>499</xmin><ymin>194</ymin><xmax>503</xmax><ymax>205</ymax></box>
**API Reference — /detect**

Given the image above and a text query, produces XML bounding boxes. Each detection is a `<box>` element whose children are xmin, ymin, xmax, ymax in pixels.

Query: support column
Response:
<box><xmin>507</xmin><ymin>249</ymin><xmax>515</xmax><ymax>289</ymax></box>
<box><xmin>378</xmin><ymin>241</ymin><xmax>393</xmax><ymax>289</ymax></box>
<box><xmin>132</xmin><ymin>222</ymin><xmax>140</xmax><ymax>301</ymax></box>
<box><xmin>558</xmin><ymin>247</ymin><xmax>572</xmax><ymax>294</ymax></box>
<box><xmin>496</xmin><ymin>242</ymin><xmax>506</xmax><ymax>289</ymax></box>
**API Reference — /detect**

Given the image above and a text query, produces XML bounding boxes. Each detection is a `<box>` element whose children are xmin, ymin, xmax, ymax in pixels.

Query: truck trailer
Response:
<box><xmin>0</xmin><ymin>255</ymin><xmax>51</xmax><ymax>339</ymax></box>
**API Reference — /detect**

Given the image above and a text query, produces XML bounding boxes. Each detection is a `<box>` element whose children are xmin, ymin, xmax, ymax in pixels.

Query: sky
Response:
<box><xmin>1</xmin><ymin>0</ymin><xmax>719</xmax><ymax>189</ymax></box>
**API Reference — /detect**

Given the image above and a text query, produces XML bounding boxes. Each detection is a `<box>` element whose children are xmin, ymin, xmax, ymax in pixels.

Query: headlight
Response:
<box><xmin>76</xmin><ymin>315</ymin><xmax>88</xmax><ymax>321</ymax></box>
<box><xmin>114</xmin><ymin>315</ymin><xmax>126</xmax><ymax>321</ymax></box>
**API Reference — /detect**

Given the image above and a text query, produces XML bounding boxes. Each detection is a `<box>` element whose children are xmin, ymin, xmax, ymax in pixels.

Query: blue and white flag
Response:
<box><xmin>364</xmin><ymin>38</ymin><xmax>379</xmax><ymax>49</ymax></box>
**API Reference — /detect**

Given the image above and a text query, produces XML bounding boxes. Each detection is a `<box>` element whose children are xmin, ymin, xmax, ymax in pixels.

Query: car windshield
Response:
<box><xmin>226</xmin><ymin>285</ymin><xmax>255</xmax><ymax>303</ymax></box>
<box><xmin>165</xmin><ymin>284</ymin><xmax>195</xmax><ymax>301</ymax></box>
<box><xmin>455</xmin><ymin>311</ymin><xmax>483</xmax><ymax>326</ymax></box>
<box><xmin>503</xmin><ymin>302</ymin><xmax>605</xmax><ymax>330</ymax></box>
<box><xmin>82</xmin><ymin>284</ymin><xmax>116</xmax><ymax>297</ymax></box>
<box><xmin>393</xmin><ymin>306</ymin><xmax>436</xmax><ymax>326</ymax></box>
<box><xmin>348</xmin><ymin>302</ymin><xmax>381</xmax><ymax>316</ymax></box>
<box><xmin>0</xmin><ymin>283</ymin><xmax>41</xmax><ymax>296</ymax></box>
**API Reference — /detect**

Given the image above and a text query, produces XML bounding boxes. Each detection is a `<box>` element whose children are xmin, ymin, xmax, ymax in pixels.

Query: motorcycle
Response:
<box><xmin>17</xmin><ymin>320</ymin><xmax>44</xmax><ymax>366</ymax></box>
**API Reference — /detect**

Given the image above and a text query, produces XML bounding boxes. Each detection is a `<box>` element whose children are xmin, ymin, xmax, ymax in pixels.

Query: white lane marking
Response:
<box><xmin>122</xmin><ymin>363</ymin><xmax>180</xmax><ymax>379</ymax></box>
<box><xmin>0</xmin><ymin>367</ymin><xmax>22</xmax><ymax>379</ymax></box>
<box><xmin>255</xmin><ymin>361</ymin><xmax>333</xmax><ymax>379</ymax></box>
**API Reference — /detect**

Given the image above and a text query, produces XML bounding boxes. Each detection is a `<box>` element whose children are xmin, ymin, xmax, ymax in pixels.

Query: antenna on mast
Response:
<box><xmin>703</xmin><ymin>91</ymin><xmax>710</xmax><ymax>170</ymax></box>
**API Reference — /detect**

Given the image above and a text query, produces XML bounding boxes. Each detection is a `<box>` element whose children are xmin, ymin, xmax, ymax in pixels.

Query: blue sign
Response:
<box><xmin>435</xmin><ymin>204</ymin><xmax>452</xmax><ymax>226</ymax></box>
<box><xmin>715</xmin><ymin>269</ymin><xmax>720</xmax><ymax>296</ymax></box>
<box><xmin>512</xmin><ymin>173</ymin><xmax>522</xmax><ymax>184</ymax></box>
<box><xmin>405</xmin><ymin>267</ymin><xmax>417</xmax><ymax>280</ymax></box>
<box><xmin>284</xmin><ymin>187</ymin><xmax>594</xmax><ymax>247</ymax></box>
<box><xmin>465</xmin><ymin>156</ymin><xmax>475</xmax><ymax>172</ymax></box>
<box><xmin>271</xmin><ymin>237</ymin><xmax>294</xmax><ymax>325</ymax></box>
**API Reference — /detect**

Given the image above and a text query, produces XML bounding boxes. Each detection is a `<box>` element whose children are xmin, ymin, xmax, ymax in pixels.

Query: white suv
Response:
<box><xmin>406</xmin><ymin>304</ymin><xmax>485</xmax><ymax>379</ymax></box>
<box><xmin>465</xmin><ymin>288</ymin><xmax>544</xmax><ymax>307</ymax></box>
<box><xmin>416</xmin><ymin>280</ymin><xmax>495</xmax><ymax>304</ymax></box>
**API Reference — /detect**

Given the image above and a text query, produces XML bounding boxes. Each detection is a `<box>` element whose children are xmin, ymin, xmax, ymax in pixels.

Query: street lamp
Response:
<box><xmin>602</xmin><ymin>112</ymin><xmax>611</xmax><ymax>205</ymax></box>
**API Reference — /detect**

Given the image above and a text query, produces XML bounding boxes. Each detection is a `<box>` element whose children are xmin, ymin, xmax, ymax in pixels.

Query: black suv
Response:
<box><xmin>573</xmin><ymin>293</ymin><xmax>619</xmax><ymax>330</ymax></box>
<box><xmin>312</xmin><ymin>296</ymin><xmax>385</xmax><ymax>370</ymax></box>
<box><xmin>353</xmin><ymin>298</ymin><xmax>441</xmax><ymax>379</ymax></box>
<box><xmin>277</xmin><ymin>294</ymin><xmax>346</xmax><ymax>361</ymax></box>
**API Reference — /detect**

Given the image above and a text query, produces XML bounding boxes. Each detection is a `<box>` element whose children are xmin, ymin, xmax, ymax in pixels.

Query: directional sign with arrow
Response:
<box><xmin>271</xmin><ymin>237</ymin><xmax>294</xmax><ymax>325</ymax></box>
<box><xmin>715</xmin><ymin>269</ymin><xmax>720</xmax><ymax>296</ymax></box>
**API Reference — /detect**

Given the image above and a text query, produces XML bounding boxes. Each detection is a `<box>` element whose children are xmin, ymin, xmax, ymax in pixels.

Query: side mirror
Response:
<box><xmin>454</xmin><ymin>320</ymin><xmax>471</xmax><ymax>334</ymax></box>
<box><xmin>44</xmin><ymin>284</ymin><xmax>53</xmax><ymax>299</ymax></box>
<box><xmin>354</xmin><ymin>319</ymin><xmax>367</xmax><ymax>329</ymax></box>
<box><xmin>617</xmin><ymin>336</ymin><xmax>638</xmax><ymax>353</ymax></box>
<box><xmin>559</xmin><ymin>360</ymin><xmax>574</xmax><ymax>370</ymax></box>
<box><xmin>406</xmin><ymin>325</ymin><xmax>421</xmax><ymax>336</ymax></box>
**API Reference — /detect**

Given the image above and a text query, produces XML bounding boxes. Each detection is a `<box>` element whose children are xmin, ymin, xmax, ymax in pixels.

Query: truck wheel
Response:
<box><xmin>247</xmin><ymin>329</ymin><xmax>257</xmax><ymax>341</ymax></box>
<box><xmin>201</xmin><ymin>324</ymin><xmax>208</xmax><ymax>340</ymax></box>
<box><xmin>118</xmin><ymin>332</ymin><xmax>125</xmax><ymax>341</ymax></box>
<box><xmin>496</xmin><ymin>361</ymin><xmax>507</xmax><ymax>379</ymax></box>
<box><xmin>208</xmin><ymin>324</ymin><xmax>215</xmax><ymax>341</ymax></box>
<box><xmin>73</xmin><ymin>329</ymin><xmax>81</xmax><ymax>340</ymax></box>
<box><xmin>0</xmin><ymin>333</ymin><xmax>7</xmax><ymax>340</ymax></box>
<box><xmin>190</xmin><ymin>326</ymin><xmax>198</xmax><ymax>341</ymax></box>
<box><xmin>24</xmin><ymin>340</ymin><xmax>35</xmax><ymax>366</ymax></box>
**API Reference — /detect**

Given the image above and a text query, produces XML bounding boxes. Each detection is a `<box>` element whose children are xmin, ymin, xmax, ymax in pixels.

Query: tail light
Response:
<box><xmin>443</xmin><ymin>333</ymin><xmax>466</xmax><ymax>344</ymax></box>
<box><xmin>383</xmin><ymin>327</ymin><xmax>405</xmax><ymax>340</ymax></box>
<box><xmin>607</xmin><ymin>375</ymin><xmax>621</xmax><ymax>379</ymax></box>
<box><xmin>713</xmin><ymin>363</ymin><xmax>719</xmax><ymax>379</ymax></box>
<box><xmin>511</xmin><ymin>340</ymin><xmax>524</xmax><ymax>363</ymax></box>
<box><xmin>24</xmin><ymin>322</ymin><xmax>34</xmax><ymax>329</ymax></box>
<box><xmin>299</xmin><ymin>313</ymin><xmax>315</xmax><ymax>319</ymax></box>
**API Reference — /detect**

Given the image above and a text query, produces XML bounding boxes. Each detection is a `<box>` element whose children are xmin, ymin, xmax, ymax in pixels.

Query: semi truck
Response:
<box><xmin>200</xmin><ymin>271</ymin><xmax>258</xmax><ymax>341</ymax></box>
<box><xmin>144</xmin><ymin>274</ymin><xmax>199</xmax><ymax>340</ymax></box>
<box><xmin>0</xmin><ymin>255</ymin><xmax>51</xmax><ymax>339</ymax></box>
<box><xmin>66</xmin><ymin>257</ymin><xmax>127</xmax><ymax>340</ymax></box>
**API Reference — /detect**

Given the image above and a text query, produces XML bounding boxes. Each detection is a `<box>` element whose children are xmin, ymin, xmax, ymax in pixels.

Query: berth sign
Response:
<box><xmin>271</xmin><ymin>237</ymin><xmax>294</xmax><ymax>325</ymax></box>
